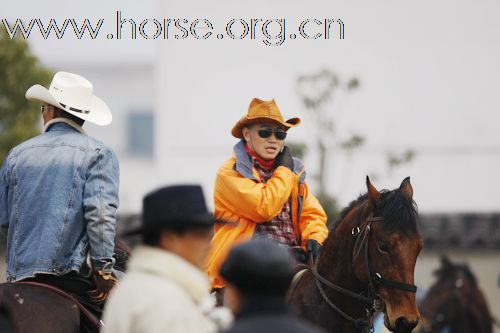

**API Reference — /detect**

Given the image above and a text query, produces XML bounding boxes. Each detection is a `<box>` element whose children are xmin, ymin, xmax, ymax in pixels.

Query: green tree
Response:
<box><xmin>296</xmin><ymin>68</ymin><xmax>416</xmax><ymax>225</ymax></box>
<box><xmin>297</xmin><ymin>69</ymin><xmax>360</xmax><ymax>224</ymax></box>
<box><xmin>287</xmin><ymin>142</ymin><xmax>308</xmax><ymax>160</ymax></box>
<box><xmin>0</xmin><ymin>30</ymin><xmax>52</xmax><ymax>163</ymax></box>
<box><xmin>297</xmin><ymin>69</ymin><xmax>361</xmax><ymax>201</ymax></box>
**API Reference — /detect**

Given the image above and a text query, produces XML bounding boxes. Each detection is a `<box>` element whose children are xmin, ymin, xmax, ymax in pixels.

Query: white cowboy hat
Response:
<box><xmin>25</xmin><ymin>71</ymin><xmax>112</xmax><ymax>126</ymax></box>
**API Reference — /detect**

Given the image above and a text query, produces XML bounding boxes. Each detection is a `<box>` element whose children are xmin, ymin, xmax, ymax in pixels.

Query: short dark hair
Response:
<box><xmin>53</xmin><ymin>108</ymin><xmax>85</xmax><ymax>126</ymax></box>
<box><xmin>142</xmin><ymin>231</ymin><xmax>162</xmax><ymax>246</ymax></box>
<box><xmin>142</xmin><ymin>225</ymin><xmax>212</xmax><ymax>246</ymax></box>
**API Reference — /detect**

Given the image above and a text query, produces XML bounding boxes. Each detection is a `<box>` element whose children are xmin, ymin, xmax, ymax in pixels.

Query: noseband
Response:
<box><xmin>311</xmin><ymin>202</ymin><xmax>417</xmax><ymax>331</ymax></box>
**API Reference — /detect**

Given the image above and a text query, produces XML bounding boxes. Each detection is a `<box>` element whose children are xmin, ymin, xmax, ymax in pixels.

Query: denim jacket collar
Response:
<box><xmin>44</xmin><ymin>118</ymin><xmax>85</xmax><ymax>134</ymax></box>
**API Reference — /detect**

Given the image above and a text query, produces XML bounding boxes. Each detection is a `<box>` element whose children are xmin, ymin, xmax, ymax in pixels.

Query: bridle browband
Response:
<box><xmin>310</xmin><ymin>201</ymin><xmax>418</xmax><ymax>331</ymax></box>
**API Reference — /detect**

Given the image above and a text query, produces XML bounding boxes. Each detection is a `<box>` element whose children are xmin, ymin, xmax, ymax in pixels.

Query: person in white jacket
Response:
<box><xmin>102</xmin><ymin>185</ymin><xmax>232</xmax><ymax>333</ymax></box>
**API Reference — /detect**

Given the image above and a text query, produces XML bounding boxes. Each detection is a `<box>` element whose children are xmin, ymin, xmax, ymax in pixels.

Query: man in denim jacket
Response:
<box><xmin>0</xmin><ymin>72</ymin><xmax>119</xmax><ymax>314</ymax></box>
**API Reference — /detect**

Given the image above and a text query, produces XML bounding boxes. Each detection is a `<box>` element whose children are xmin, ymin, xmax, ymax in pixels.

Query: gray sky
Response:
<box><xmin>3</xmin><ymin>0</ymin><xmax>500</xmax><ymax>213</ymax></box>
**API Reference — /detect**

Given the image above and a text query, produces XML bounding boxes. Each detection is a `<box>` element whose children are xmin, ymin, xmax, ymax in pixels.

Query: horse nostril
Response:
<box><xmin>395</xmin><ymin>316</ymin><xmax>419</xmax><ymax>332</ymax></box>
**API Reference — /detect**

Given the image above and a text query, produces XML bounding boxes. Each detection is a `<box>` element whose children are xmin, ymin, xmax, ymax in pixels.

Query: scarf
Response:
<box><xmin>244</xmin><ymin>144</ymin><xmax>275</xmax><ymax>170</ymax></box>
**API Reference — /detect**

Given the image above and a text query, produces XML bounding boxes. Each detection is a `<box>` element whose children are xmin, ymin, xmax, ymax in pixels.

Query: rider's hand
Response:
<box><xmin>88</xmin><ymin>270</ymin><xmax>117</xmax><ymax>305</ymax></box>
<box><xmin>274</xmin><ymin>146</ymin><xmax>294</xmax><ymax>171</ymax></box>
<box><xmin>306</xmin><ymin>239</ymin><xmax>321</xmax><ymax>262</ymax></box>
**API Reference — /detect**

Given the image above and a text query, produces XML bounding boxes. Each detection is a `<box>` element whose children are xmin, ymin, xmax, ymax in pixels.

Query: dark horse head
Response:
<box><xmin>416</xmin><ymin>256</ymin><xmax>493</xmax><ymax>333</ymax></box>
<box><xmin>289</xmin><ymin>176</ymin><xmax>422</xmax><ymax>333</ymax></box>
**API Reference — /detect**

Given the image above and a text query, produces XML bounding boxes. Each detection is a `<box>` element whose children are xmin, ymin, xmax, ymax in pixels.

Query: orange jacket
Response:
<box><xmin>206</xmin><ymin>141</ymin><xmax>328</xmax><ymax>288</ymax></box>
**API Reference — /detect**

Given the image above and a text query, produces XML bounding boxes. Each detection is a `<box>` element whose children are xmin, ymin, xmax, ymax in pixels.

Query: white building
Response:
<box><xmin>3</xmin><ymin>0</ymin><xmax>500</xmax><ymax>215</ymax></box>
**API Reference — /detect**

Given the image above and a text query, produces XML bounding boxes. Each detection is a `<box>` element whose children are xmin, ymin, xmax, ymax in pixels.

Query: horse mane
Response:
<box><xmin>331</xmin><ymin>187</ymin><xmax>419</xmax><ymax>235</ymax></box>
<box><xmin>114</xmin><ymin>238</ymin><xmax>131</xmax><ymax>272</ymax></box>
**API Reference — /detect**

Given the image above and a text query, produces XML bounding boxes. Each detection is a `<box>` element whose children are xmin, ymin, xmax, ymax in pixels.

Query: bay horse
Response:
<box><xmin>415</xmin><ymin>256</ymin><xmax>493</xmax><ymax>333</ymax></box>
<box><xmin>289</xmin><ymin>176</ymin><xmax>422</xmax><ymax>333</ymax></box>
<box><xmin>0</xmin><ymin>238</ymin><xmax>130</xmax><ymax>333</ymax></box>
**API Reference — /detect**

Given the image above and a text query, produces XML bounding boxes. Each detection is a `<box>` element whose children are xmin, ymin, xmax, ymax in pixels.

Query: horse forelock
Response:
<box><xmin>375</xmin><ymin>189</ymin><xmax>419</xmax><ymax>235</ymax></box>
<box><xmin>435</xmin><ymin>262</ymin><xmax>478</xmax><ymax>289</ymax></box>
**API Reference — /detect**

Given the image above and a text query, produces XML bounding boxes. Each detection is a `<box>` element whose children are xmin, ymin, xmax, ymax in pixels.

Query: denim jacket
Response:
<box><xmin>0</xmin><ymin>119</ymin><xmax>119</xmax><ymax>281</ymax></box>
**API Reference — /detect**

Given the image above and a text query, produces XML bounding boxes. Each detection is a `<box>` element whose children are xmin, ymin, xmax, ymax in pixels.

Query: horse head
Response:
<box><xmin>416</xmin><ymin>256</ymin><xmax>493</xmax><ymax>333</ymax></box>
<box><xmin>319</xmin><ymin>176</ymin><xmax>422</xmax><ymax>333</ymax></box>
<box><xmin>291</xmin><ymin>177</ymin><xmax>423</xmax><ymax>333</ymax></box>
<box><xmin>361</xmin><ymin>176</ymin><xmax>422</xmax><ymax>332</ymax></box>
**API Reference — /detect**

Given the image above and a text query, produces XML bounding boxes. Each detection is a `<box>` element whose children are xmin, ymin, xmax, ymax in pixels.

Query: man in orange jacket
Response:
<box><xmin>206</xmin><ymin>98</ymin><xmax>329</xmax><ymax>291</ymax></box>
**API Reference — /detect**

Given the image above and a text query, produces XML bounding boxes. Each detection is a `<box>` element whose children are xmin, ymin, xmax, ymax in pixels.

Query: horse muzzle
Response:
<box><xmin>386</xmin><ymin>315</ymin><xmax>419</xmax><ymax>333</ymax></box>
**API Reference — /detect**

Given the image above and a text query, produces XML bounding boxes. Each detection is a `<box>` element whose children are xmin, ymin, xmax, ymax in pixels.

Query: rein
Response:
<box><xmin>310</xmin><ymin>201</ymin><xmax>417</xmax><ymax>331</ymax></box>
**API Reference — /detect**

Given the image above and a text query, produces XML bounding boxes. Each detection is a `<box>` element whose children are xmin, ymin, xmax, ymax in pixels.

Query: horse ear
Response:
<box><xmin>399</xmin><ymin>177</ymin><xmax>413</xmax><ymax>199</ymax></box>
<box><xmin>440</xmin><ymin>255</ymin><xmax>453</xmax><ymax>269</ymax></box>
<box><xmin>366</xmin><ymin>176</ymin><xmax>381</xmax><ymax>204</ymax></box>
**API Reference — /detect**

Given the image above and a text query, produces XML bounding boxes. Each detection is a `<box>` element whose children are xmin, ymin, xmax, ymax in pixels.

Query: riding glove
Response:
<box><xmin>306</xmin><ymin>239</ymin><xmax>321</xmax><ymax>262</ymax></box>
<box><xmin>274</xmin><ymin>146</ymin><xmax>294</xmax><ymax>171</ymax></box>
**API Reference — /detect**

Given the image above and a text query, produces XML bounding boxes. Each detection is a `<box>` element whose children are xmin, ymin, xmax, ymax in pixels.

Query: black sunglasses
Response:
<box><xmin>257</xmin><ymin>128</ymin><xmax>287</xmax><ymax>140</ymax></box>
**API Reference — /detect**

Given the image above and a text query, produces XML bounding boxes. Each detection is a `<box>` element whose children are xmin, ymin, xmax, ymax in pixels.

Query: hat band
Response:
<box><xmin>59</xmin><ymin>103</ymin><xmax>90</xmax><ymax>114</ymax></box>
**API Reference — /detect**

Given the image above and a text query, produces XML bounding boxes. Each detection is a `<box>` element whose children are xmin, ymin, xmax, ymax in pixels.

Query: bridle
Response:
<box><xmin>420</xmin><ymin>268</ymin><xmax>500</xmax><ymax>333</ymax></box>
<box><xmin>421</xmin><ymin>277</ymin><xmax>463</xmax><ymax>332</ymax></box>
<box><xmin>419</xmin><ymin>271</ymin><xmax>466</xmax><ymax>333</ymax></box>
<box><xmin>310</xmin><ymin>201</ymin><xmax>418</xmax><ymax>331</ymax></box>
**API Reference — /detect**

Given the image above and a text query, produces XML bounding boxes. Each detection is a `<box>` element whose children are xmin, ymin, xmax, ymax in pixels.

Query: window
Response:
<box><xmin>127</xmin><ymin>111</ymin><xmax>154</xmax><ymax>158</ymax></box>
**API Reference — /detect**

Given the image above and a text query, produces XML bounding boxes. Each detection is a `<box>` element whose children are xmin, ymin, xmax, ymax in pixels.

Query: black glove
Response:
<box><xmin>306</xmin><ymin>239</ymin><xmax>321</xmax><ymax>262</ymax></box>
<box><xmin>291</xmin><ymin>248</ymin><xmax>306</xmax><ymax>264</ymax></box>
<box><xmin>274</xmin><ymin>146</ymin><xmax>294</xmax><ymax>171</ymax></box>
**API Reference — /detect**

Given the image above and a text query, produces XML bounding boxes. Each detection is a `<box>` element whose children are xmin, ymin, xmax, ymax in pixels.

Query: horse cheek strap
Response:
<box><xmin>365</xmin><ymin>218</ymin><xmax>418</xmax><ymax>294</ymax></box>
<box><xmin>373</xmin><ymin>273</ymin><xmax>417</xmax><ymax>293</ymax></box>
<box><xmin>358</xmin><ymin>215</ymin><xmax>418</xmax><ymax>294</ymax></box>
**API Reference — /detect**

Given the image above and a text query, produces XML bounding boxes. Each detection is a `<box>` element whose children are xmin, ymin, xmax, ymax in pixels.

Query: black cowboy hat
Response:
<box><xmin>220</xmin><ymin>239</ymin><xmax>294</xmax><ymax>294</ymax></box>
<box><xmin>126</xmin><ymin>184</ymin><xmax>220</xmax><ymax>235</ymax></box>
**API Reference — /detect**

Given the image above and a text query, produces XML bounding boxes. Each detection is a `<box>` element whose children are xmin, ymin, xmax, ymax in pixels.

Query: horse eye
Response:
<box><xmin>377</xmin><ymin>241</ymin><xmax>391</xmax><ymax>254</ymax></box>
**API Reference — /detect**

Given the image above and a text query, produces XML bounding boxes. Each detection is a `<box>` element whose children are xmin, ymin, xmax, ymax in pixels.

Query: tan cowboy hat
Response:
<box><xmin>25</xmin><ymin>71</ymin><xmax>112</xmax><ymax>126</ymax></box>
<box><xmin>231</xmin><ymin>98</ymin><xmax>301</xmax><ymax>138</ymax></box>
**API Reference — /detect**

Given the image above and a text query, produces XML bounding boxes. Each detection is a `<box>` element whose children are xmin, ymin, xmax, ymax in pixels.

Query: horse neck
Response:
<box><xmin>451</xmin><ymin>313</ymin><xmax>491</xmax><ymax>333</ymax></box>
<box><xmin>460</xmin><ymin>289</ymin><xmax>493</xmax><ymax>333</ymax></box>
<box><xmin>316</xmin><ymin>215</ymin><xmax>369</xmax><ymax>317</ymax></box>
<box><xmin>442</xmin><ymin>283</ymin><xmax>492</xmax><ymax>333</ymax></box>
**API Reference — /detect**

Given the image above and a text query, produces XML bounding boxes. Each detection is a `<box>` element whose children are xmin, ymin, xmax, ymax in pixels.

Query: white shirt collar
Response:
<box><xmin>44</xmin><ymin>118</ymin><xmax>85</xmax><ymax>134</ymax></box>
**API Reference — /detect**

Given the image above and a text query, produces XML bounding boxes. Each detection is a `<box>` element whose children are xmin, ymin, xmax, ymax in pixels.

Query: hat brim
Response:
<box><xmin>123</xmin><ymin>217</ymin><xmax>234</xmax><ymax>236</ymax></box>
<box><xmin>26</xmin><ymin>84</ymin><xmax>112</xmax><ymax>126</ymax></box>
<box><xmin>231</xmin><ymin>116</ymin><xmax>301</xmax><ymax>139</ymax></box>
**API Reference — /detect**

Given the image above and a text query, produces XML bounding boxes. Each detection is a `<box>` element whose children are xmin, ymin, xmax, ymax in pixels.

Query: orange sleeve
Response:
<box><xmin>215</xmin><ymin>166</ymin><xmax>294</xmax><ymax>222</ymax></box>
<box><xmin>299</xmin><ymin>182</ymin><xmax>329</xmax><ymax>246</ymax></box>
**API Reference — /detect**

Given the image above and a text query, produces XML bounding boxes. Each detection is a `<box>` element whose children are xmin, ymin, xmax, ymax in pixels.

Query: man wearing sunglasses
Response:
<box><xmin>206</xmin><ymin>98</ymin><xmax>329</xmax><ymax>294</ymax></box>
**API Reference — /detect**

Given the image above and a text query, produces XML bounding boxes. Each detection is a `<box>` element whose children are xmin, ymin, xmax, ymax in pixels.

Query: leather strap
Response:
<box><xmin>373</xmin><ymin>274</ymin><xmax>417</xmax><ymax>293</ymax></box>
